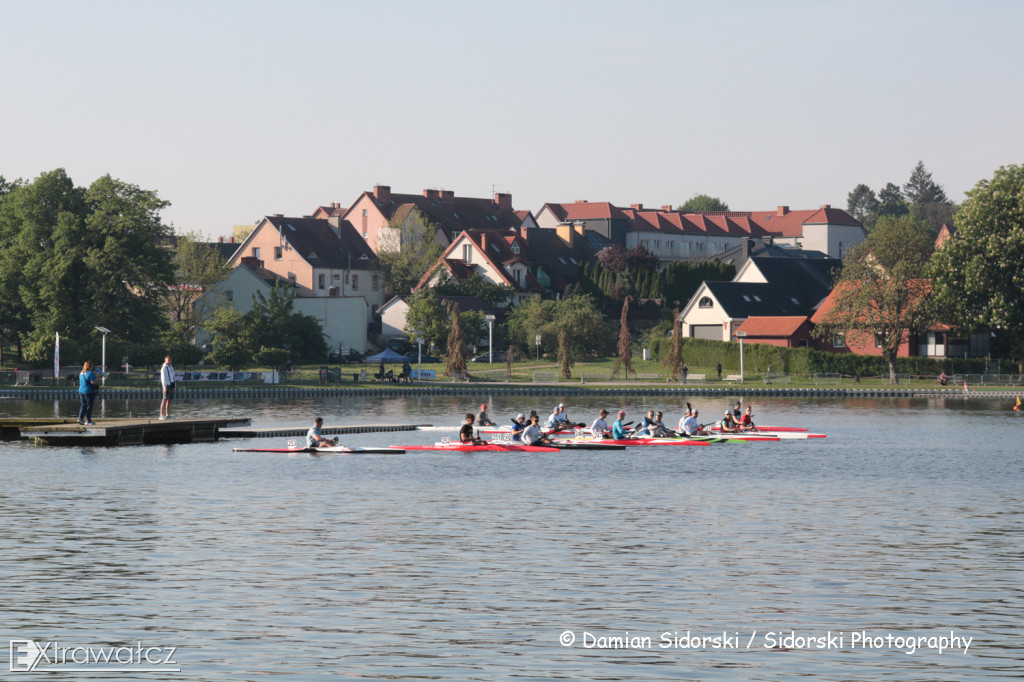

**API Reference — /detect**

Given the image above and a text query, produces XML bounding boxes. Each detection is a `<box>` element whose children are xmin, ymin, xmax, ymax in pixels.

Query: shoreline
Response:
<box><xmin>1</xmin><ymin>384</ymin><xmax>1018</xmax><ymax>401</ymax></box>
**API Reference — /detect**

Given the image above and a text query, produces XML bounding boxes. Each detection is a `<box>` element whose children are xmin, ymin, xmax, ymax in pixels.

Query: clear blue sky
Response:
<box><xmin>3</xmin><ymin>0</ymin><xmax>1021</xmax><ymax>238</ymax></box>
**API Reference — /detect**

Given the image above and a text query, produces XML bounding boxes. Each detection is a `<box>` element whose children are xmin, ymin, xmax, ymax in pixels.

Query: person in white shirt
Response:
<box><xmin>522</xmin><ymin>414</ymin><xmax>551</xmax><ymax>445</ymax></box>
<box><xmin>159</xmin><ymin>355</ymin><xmax>176</xmax><ymax>420</ymax></box>
<box><xmin>681</xmin><ymin>410</ymin><xmax>700</xmax><ymax>436</ymax></box>
<box><xmin>590</xmin><ymin>409</ymin><xmax>610</xmax><ymax>438</ymax></box>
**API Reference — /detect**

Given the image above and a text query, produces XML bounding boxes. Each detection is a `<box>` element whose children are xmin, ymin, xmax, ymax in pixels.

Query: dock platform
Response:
<box><xmin>220</xmin><ymin>424</ymin><xmax>426</xmax><ymax>439</ymax></box>
<box><xmin>16</xmin><ymin>417</ymin><xmax>251</xmax><ymax>446</ymax></box>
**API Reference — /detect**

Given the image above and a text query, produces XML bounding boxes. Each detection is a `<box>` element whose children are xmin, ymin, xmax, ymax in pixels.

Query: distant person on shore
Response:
<box><xmin>159</xmin><ymin>355</ymin><xmax>175</xmax><ymax>420</ymax></box>
<box><xmin>716</xmin><ymin>362</ymin><xmax>722</xmax><ymax>380</ymax></box>
<box><xmin>460</xmin><ymin>413</ymin><xmax>485</xmax><ymax>445</ymax></box>
<box><xmin>477</xmin><ymin>403</ymin><xmax>495</xmax><ymax>426</ymax></box>
<box><xmin>939</xmin><ymin>371</ymin><xmax>948</xmax><ymax>386</ymax></box>
<box><xmin>682</xmin><ymin>362</ymin><xmax>689</xmax><ymax>384</ymax></box>
<box><xmin>77</xmin><ymin>361</ymin><xmax>99</xmax><ymax>425</ymax></box>
<box><xmin>307</xmin><ymin>417</ymin><xmax>337</xmax><ymax>448</ymax></box>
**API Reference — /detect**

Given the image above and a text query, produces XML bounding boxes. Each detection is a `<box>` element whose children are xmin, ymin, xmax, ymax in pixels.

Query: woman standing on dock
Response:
<box><xmin>77</xmin><ymin>361</ymin><xmax>99</xmax><ymax>425</ymax></box>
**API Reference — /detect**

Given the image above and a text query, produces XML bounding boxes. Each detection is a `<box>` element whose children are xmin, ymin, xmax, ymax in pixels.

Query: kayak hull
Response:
<box><xmin>233</xmin><ymin>446</ymin><xmax>404</xmax><ymax>454</ymax></box>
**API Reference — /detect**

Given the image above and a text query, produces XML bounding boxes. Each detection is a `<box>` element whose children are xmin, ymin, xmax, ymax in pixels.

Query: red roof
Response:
<box><xmin>735</xmin><ymin>316</ymin><xmax>810</xmax><ymax>337</ymax></box>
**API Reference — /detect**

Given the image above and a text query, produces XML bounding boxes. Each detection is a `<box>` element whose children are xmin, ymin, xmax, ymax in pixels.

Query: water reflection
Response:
<box><xmin>1</xmin><ymin>394</ymin><xmax>1022</xmax><ymax>679</ymax></box>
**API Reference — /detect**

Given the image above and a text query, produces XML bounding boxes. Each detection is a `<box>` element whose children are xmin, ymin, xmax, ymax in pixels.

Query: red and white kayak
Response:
<box><xmin>233</xmin><ymin>446</ymin><xmax>403</xmax><ymax>454</ymax></box>
<box><xmin>392</xmin><ymin>442</ymin><xmax>559</xmax><ymax>452</ymax></box>
<box><xmin>709</xmin><ymin>425</ymin><xmax>808</xmax><ymax>432</ymax></box>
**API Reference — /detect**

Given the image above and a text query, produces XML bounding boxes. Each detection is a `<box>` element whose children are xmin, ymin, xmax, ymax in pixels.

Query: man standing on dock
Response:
<box><xmin>159</xmin><ymin>355</ymin><xmax>176</xmax><ymax>420</ymax></box>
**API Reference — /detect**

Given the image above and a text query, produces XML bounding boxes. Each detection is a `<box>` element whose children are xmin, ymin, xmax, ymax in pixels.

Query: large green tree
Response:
<box><xmin>506</xmin><ymin>294</ymin><xmax>612</xmax><ymax>357</ymax></box>
<box><xmin>164</xmin><ymin>231</ymin><xmax>232</xmax><ymax>341</ymax></box>
<box><xmin>678</xmin><ymin>194</ymin><xmax>730</xmax><ymax>212</ymax></box>
<box><xmin>877</xmin><ymin>182</ymin><xmax>909</xmax><ymax>219</ymax></box>
<box><xmin>930</xmin><ymin>164</ymin><xmax>1024</xmax><ymax>371</ymax></box>
<box><xmin>0</xmin><ymin>169</ymin><xmax>174</xmax><ymax>364</ymax></box>
<box><xmin>846</xmin><ymin>183</ymin><xmax>880</xmax><ymax>232</ymax></box>
<box><xmin>404</xmin><ymin>287</ymin><xmax>486</xmax><ymax>351</ymax></box>
<box><xmin>813</xmin><ymin>215</ymin><xmax>936</xmax><ymax>383</ymax></box>
<box><xmin>904</xmin><ymin>161</ymin><xmax>955</xmax><ymax>236</ymax></box>
<box><xmin>433</xmin><ymin>273</ymin><xmax>514</xmax><ymax>306</ymax></box>
<box><xmin>376</xmin><ymin>213</ymin><xmax>446</xmax><ymax>296</ymax></box>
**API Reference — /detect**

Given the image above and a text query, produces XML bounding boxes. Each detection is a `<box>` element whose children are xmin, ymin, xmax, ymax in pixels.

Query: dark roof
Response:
<box><xmin>705</xmin><ymin>257</ymin><xmax>841</xmax><ymax>318</ymax></box>
<box><xmin>368</xmin><ymin>191</ymin><xmax>526</xmax><ymax>241</ymax></box>
<box><xmin>517</xmin><ymin>227</ymin><xmax>613</xmax><ymax>290</ymax></box>
<box><xmin>710</xmin><ymin>239</ymin><xmax>829</xmax><ymax>268</ymax></box>
<box><xmin>264</xmin><ymin>216</ymin><xmax>377</xmax><ymax>270</ymax></box>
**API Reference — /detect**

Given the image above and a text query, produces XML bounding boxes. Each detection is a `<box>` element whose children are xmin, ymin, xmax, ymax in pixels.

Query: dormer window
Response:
<box><xmin>511</xmin><ymin>243</ymin><xmax>520</xmax><ymax>254</ymax></box>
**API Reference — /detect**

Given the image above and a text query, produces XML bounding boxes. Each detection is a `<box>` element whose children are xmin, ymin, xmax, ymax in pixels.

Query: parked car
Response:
<box><xmin>470</xmin><ymin>350</ymin><xmax>507</xmax><ymax>363</ymax></box>
<box><xmin>403</xmin><ymin>352</ymin><xmax>443</xmax><ymax>364</ymax></box>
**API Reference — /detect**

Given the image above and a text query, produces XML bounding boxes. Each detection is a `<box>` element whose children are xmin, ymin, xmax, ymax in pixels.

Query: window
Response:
<box><xmin>698</xmin><ymin>296</ymin><xmax>713</xmax><ymax>309</ymax></box>
<box><xmin>274</xmin><ymin>246</ymin><xmax>282</xmax><ymax>260</ymax></box>
<box><xmin>362</xmin><ymin>231</ymin><xmax>368</xmax><ymax>239</ymax></box>
<box><xmin>333</xmin><ymin>273</ymin><xmax>340</xmax><ymax>280</ymax></box>
<box><xmin>462</xmin><ymin>244</ymin><xmax>472</xmax><ymax>262</ymax></box>
<box><xmin>513</xmin><ymin>269</ymin><xmax>521</xmax><ymax>284</ymax></box>
<box><xmin>753</xmin><ymin>295</ymin><xmax>761</xmax><ymax>302</ymax></box>
<box><xmin>225</xmin><ymin>289</ymin><xmax>234</xmax><ymax>302</ymax></box>
<box><xmin>511</xmin><ymin>243</ymin><xmax>520</xmax><ymax>254</ymax></box>
<box><xmin>362</xmin><ymin>209</ymin><xmax>368</xmax><ymax>217</ymax></box>
<box><xmin>372</xmin><ymin>274</ymin><xmax>379</xmax><ymax>291</ymax></box>
<box><xmin>742</xmin><ymin>295</ymin><xmax>751</xmax><ymax>302</ymax></box>
<box><xmin>318</xmin><ymin>274</ymin><xmax>325</xmax><ymax>289</ymax></box>
<box><xmin>490</xmin><ymin>243</ymin><xmax>500</xmax><ymax>253</ymax></box>
<box><xmin>838</xmin><ymin>241</ymin><xmax>843</xmax><ymax>258</ymax></box>
<box><xmin>352</xmin><ymin>274</ymin><xmax>359</xmax><ymax>290</ymax></box>
<box><xmin>252</xmin><ymin>247</ymin><xmax>260</xmax><ymax>259</ymax></box>
<box><xmin>654</xmin><ymin>240</ymin><xmax>660</xmax><ymax>249</ymax></box>
<box><xmin>832</xmin><ymin>333</ymin><xmax>846</xmax><ymax>348</ymax></box>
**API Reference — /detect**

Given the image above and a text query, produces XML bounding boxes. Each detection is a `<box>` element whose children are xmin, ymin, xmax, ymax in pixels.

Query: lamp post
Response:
<box><xmin>736</xmin><ymin>331</ymin><xmax>746</xmax><ymax>383</ymax></box>
<box><xmin>486</xmin><ymin>315</ymin><xmax>496</xmax><ymax>363</ymax></box>
<box><xmin>95</xmin><ymin>326</ymin><xmax>111</xmax><ymax>385</ymax></box>
<box><xmin>535</xmin><ymin>333</ymin><xmax>542</xmax><ymax>362</ymax></box>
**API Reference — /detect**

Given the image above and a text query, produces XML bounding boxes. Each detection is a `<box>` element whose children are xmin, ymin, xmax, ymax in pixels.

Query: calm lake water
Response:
<box><xmin>1</xmin><ymin>392</ymin><xmax>1022</xmax><ymax>680</ymax></box>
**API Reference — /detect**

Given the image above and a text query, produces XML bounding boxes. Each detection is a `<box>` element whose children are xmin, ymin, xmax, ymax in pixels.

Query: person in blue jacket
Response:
<box><xmin>77</xmin><ymin>361</ymin><xmax>99</xmax><ymax>425</ymax></box>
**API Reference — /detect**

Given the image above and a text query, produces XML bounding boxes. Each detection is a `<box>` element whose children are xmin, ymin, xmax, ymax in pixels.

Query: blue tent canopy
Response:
<box><xmin>364</xmin><ymin>348</ymin><xmax>408</xmax><ymax>362</ymax></box>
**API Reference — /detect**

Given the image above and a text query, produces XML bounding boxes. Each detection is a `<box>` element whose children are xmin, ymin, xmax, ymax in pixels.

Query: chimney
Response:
<box><xmin>218</xmin><ymin>236</ymin><xmax>224</xmax><ymax>243</ymax></box>
<box><xmin>661</xmin><ymin>204</ymin><xmax>673</xmax><ymax>212</ymax></box>
<box><xmin>777</xmin><ymin>205</ymin><xmax>789</xmax><ymax>216</ymax></box>
<box><xmin>439</xmin><ymin>190</ymin><xmax>454</xmax><ymax>200</ymax></box>
<box><xmin>630</xmin><ymin>203</ymin><xmax>643</xmax><ymax>211</ymax></box>
<box><xmin>229</xmin><ymin>236</ymin><xmax>234</xmax><ymax>243</ymax></box>
<box><xmin>556</xmin><ymin>223</ymin><xmax>575</xmax><ymax>248</ymax></box>
<box><xmin>273</xmin><ymin>213</ymin><xmax>283</xmax><ymax>217</ymax></box>
<box><xmin>574</xmin><ymin>199</ymin><xmax>588</xmax><ymax>204</ymax></box>
<box><xmin>373</xmin><ymin>185</ymin><xmax>391</xmax><ymax>202</ymax></box>
<box><xmin>423</xmin><ymin>189</ymin><xmax>440</xmax><ymax>199</ymax></box>
<box><xmin>240</xmin><ymin>256</ymin><xmax>263</xmax><ymax>270</ymax></box>
<box><xmin>821</xmin><ymin>203</ymin><xmax>831</xmax><ymax>209</ymax></box>
<box><xmin>743</xmin><ymin>239</ymin><xmax>753</xmax><ymax>259</ymax></box>
<box><xmin>494</xmin><ymin>192</ymin><xmax>512</xmax><ymax>210</ymax></box>
<box><xmin>481</xmin><ymin>233</ymin><xmax>488</xmax><ymax>253</ymax></box>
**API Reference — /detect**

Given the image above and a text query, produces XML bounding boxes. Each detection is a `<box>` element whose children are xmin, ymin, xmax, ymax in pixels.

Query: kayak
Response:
<box><xmin>711</xmin><ymin>430</ymin><xmax>824</xmax><ymax>439</ymax></box>
<box><xmin>709</xmin><ymin>425</ymin><xmax>808</xmax><ymax>432</ymax></box>
<box><xmin>561</xmin><ymin>438</ymin><xmax>710</xmax><ymax>447</ymax></box>
<box><xmin>233</xmin><ymin>446</ymin><xmax>404</xmax><ymax>454</ymax></box>
<box><xmin>392</xmin><ymin>442</ymin><xmax>559</xmax><ymax>452</ymax></box>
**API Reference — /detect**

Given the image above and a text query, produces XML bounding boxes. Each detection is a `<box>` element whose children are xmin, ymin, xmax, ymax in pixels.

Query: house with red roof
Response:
<box><xmin>733</xmin><ymin>316</ymin><xmax>816</xmax><ymax>348</ymax></box>
<box><xmin>335</xmin><ymin>185</ymin><xmax>536</xmax><ymax>254</ymax></box>
<box><xmin>536</xmin><ymin>201</ymin><xmax>864</xmax><ymax>260</ymax></box>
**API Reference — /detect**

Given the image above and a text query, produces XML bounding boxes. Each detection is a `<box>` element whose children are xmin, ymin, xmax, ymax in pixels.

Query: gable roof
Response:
<box><xmin>346</xmin><ymin>188</ymin><xmax>528</xmax><ymax>240</ymax></box>
<box><xmin>262</xmin><ymin>216</ymin><xmax>377</xmax><ymax>270</ymax></box>
<box><xmin>701</xmin><ymin>257</ymin><xmax>840</xmax><ymax>318</ymax></box>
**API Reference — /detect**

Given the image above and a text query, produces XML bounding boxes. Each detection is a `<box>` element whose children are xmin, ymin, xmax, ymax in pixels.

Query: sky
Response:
<box><xmin>3</xmin><ymin>0</ymin><xmax>1022</xmax><ymax>239</ymax></box>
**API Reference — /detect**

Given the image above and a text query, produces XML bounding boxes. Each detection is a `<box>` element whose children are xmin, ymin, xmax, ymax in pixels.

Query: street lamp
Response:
<box><xmin>485</xmin><ymin>315</ymin><xmax>496</xmax><ymax>363</ymax></box>
<box><xmin>95</xmin><ymin>326</ymin><xmax>111</xmax><ymax>384</ymax></box>
<box><xmin>736</xmin><ymin>331</ymin><xmax>747</xmax><ymax>383</ymax></box>
<box><xmin>535</xmin><ymin>333</ymin><xmax>542</xmax><ymax>362</ymax></box>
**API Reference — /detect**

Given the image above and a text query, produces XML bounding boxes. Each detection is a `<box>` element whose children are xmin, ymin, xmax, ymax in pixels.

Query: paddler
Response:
<box><xmin>477</xmin><ymin>403</ymin><xmax>496</xmax><ymax>426</ymax></box>
<box><xmin>460</xmin><ymin>413</ymin><xmax>485</xmax><ymax>445</ymax></box>
<box><xmin>720</xmin><ymin>410</ymin><xmax>738</xmax><ymax>433</ymax></box>
<box><xmin>590</xmin><ymin>409</ymin><xmax>610</xmax><ymax>439</ymax></box>
<box><xmin>651</xmin><ymin>411</ymin><xmax>671</xmax><ymax>437</ymax></box>
<box><xmin>307</xmin><ymin>417</ymin><xmax>338</xmax><ymax>449</ymax></box>
<box><xmin>612</xmin><ymin>410</ymin><xmax>629</xmax><ymax>440</ymax></box>
<box><xmin>511</xmin><ymin>413</ymin><xmax>527</xmax><ymax>441</ymax></box>
<box><xmin>680</xmin><ymin>409</ymin><xmax>702</xmax><ymax>436</ymax></box>
<box><xmin>738</xmin><ymin>405</ymin><xmax>756</xmax><ymax>431</ymax></box>
<box><xmin>522</xmin><ymin>413</ymin><xmax>552</xmax><ymax>445</ymax></box>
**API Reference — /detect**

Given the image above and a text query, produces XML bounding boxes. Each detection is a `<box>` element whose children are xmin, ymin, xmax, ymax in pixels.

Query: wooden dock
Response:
<box><xmin>220</xmin><ymin>424</ymin><xmax>425</xmax><ymax>439</ymax></box>
<box><xmin>13</xmin><ymin>417</ymin><xmax>251</xmax><ymax>446</ymax></box>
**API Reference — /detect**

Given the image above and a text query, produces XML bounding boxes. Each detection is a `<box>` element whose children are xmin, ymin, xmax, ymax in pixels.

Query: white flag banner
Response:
<box><xmin>54</xmin><ymin>332</ymin><xmax>60</xmax><ymax>381</ymax></box>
